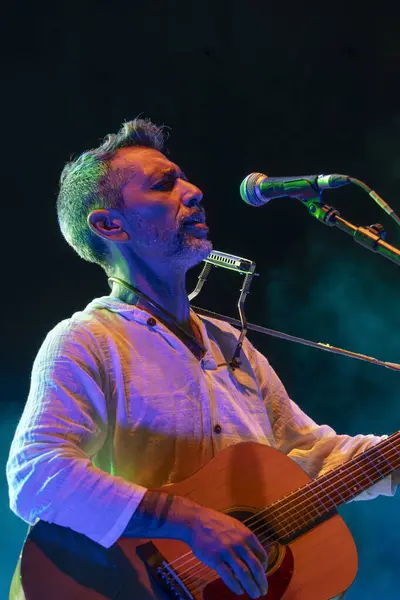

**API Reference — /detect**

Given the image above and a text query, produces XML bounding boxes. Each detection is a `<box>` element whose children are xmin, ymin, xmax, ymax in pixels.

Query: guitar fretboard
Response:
<box><xmin>261</xmin><ymin>430</ymin><xmax>400</xmax><ymax>543</ymax></box>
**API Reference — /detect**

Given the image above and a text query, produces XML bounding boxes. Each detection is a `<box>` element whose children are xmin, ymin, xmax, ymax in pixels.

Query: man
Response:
<box><xmin>7</xmin><ymin>118</ymin><xmax>398</xmax><ymax>599</ymax></box>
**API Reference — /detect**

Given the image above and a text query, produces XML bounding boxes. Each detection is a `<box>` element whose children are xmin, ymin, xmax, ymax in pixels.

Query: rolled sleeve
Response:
<box><xmin>246</xmin><ymin>340</ymin><xmax>397</xmax><ymax>502</ymax></box>
<box><xmin>6</xmin><ymin>322</ymin><xmax>147</xmax><ymax>548</ymax></box>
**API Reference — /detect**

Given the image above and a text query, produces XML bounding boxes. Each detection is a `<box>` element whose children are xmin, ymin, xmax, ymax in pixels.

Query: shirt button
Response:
<box><xmin>214</xmin><ymin>424</ymin><xmax>222</xmax><ymax>434</ymax></box>
<box><xmin>146</xmin><ymin>317</ymin><xmax>157</xmax><ymax>327</ymax></box>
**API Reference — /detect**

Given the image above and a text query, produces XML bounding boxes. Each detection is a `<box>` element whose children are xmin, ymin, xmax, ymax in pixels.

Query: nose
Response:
<box><xmin>180</xmin><ymin>180</ymin><xmax>203</xmax><ymax>208</ymax></box>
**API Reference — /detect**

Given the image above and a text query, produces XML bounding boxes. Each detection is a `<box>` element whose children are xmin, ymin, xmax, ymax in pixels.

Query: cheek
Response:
<box><xmin>139</xmin><ymin>200</ymin><xmax>180</xmax><ymax>226</ymax></box>
<box><xmin>123</xmin><ymin>188</ymin><xmax>180</xmax><ymax>227</ymax></box>
<box><xmin>129</xmin><ymin>205</ymin><xmax>179</xmax><ymax>234</ymax></box>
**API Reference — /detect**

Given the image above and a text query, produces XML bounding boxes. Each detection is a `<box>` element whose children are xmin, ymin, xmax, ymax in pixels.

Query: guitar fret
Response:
<box><xmin>336</xmin><ymin>463</ymin><xmax>364</xmax><ymax>499</ymax></box>
<box><xmin>385</xmin><ymin>437</ymin><xmax>400</xmax><ymax>461</ymax></box>
<box><xmin>308</xmin><ymin>484</ymin><xmax>334</xmax><ymax>513</ymax></box>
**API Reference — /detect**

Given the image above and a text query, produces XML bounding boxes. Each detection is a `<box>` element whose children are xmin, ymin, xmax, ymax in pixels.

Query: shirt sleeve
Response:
<box><xmin>6</xmin><ymin>320</ymin><xmax>147</xmax><ymax>548</ymax></box>
<box><xmin>244</xmin><ymin>339</ymin><xmax>397</xmax><ymax>502</ymax></box>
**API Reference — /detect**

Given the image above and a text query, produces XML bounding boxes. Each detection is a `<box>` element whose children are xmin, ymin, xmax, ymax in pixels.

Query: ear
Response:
<box><xmin>87</xmin><ymin>210</ymin><xmax>130</xmax><ymax>242</ymax></box>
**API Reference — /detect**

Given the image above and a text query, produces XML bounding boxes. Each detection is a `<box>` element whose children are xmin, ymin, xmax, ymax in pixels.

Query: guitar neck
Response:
<box><xmin>262</xmin><ymin>431</ymin><xmax>400</xmax><ymax>543</ymax></box>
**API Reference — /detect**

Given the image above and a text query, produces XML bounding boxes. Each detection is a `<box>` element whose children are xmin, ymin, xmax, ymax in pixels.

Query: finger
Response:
<box><xmin>224</xmin><ymin>552</ymin><xmax>261</xmax><ymax>599</ymax></box>
<box><xmin>236</xmin><ymin>546</ymin><xmax>268</xmax><ymax>596</ymax></box>
<box><xmin>247</xmin><ymin>534</ymin><xmax>269</xmax><ymax>568</ymax></box>
<box><xmin>216</xmin><ymin>563</ymin><xmax>244</xmax><ymax>596</ymax></box>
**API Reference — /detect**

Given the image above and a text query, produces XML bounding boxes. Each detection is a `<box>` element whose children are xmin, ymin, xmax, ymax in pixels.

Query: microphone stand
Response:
<box><xmin>304</xmin><ymin>197</ymin><xmax>400</xmax><ymax>266</ymax></box>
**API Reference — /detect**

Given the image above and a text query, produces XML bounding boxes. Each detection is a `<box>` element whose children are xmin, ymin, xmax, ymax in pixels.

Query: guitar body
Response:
<box><xmin>11</xmin><ymin>442</ymin><xmax>356</xmax><ymax>599</ymax></box>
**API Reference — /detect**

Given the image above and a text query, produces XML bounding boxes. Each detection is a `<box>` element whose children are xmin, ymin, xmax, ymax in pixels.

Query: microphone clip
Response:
<box><xmin>304</xmin><ymin>198</ymin><xmax>340</xmax><ymax>225</ymax></box>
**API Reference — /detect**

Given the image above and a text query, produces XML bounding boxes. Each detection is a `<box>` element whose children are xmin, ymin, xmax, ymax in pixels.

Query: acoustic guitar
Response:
<box><xmin>9</xmin><ymin>432</ymin><xmax>400</xmax><ymax>600</ymax></box>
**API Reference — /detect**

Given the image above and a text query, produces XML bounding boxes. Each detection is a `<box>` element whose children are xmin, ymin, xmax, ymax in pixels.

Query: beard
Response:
<box><xmin>126</xmin><ymin>212</ymin><xmax>213</xmax><ymax>270</ymax></box>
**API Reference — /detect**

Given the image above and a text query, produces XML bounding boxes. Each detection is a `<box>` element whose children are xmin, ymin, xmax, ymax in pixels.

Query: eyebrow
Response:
<box><xmin>150</xmin><ymin>166</ymin><xmax>188</xmax><ymax>183</ymax></box>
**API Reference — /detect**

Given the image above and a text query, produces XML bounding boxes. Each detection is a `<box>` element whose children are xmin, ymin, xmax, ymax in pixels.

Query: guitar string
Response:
<box><xmin>179</xmin><ymin>442</ymin><xmax>400</xmax><ymax>593</ymax></box>
<box><xmin>163</xmin><ymin>437</ymin><xmax>400</xmax><ymax>591</ymax></box>
<box><xmin>178</xmin><ymin>462</ymin><xmax>400</xmax><ymax>597</ymax></box>
<box><xmin>249</xmin><ymin>435</ymin><xmax>400</xmax><ymax>539</ymax></box>
<box><xmin>180</xmin><ymin>444</ymin><xmax>400</xmax><ymax>596</ymax></box>
<box><xmin>161</xmin><ymin>433</ymin><xmax>400</xmax><ymax>576</ymax></box>
<box><xmin>180</xmin><ymin>444</ymin><xmax>400</xmax><ymax>598</ymax></box>
<box><xmin>156</xmin><ymin>436</ymin><xmax>400</xmax><ymax>591</ymax></box>
<box><xmin>179</xmin><ymin>480</ymin><xmax>400</xmax><ymax>595</ymax></box>
<box><xmin>179</xmin><ymin>442</ymin><xmax>400</xmax><ymax>592</ymax></box>
<box><xmin>163</xmin><ymin>483</ymin><xmax>400</xmax><ymax>597</ymax></box>
<box><xmin>166</xmin><ymin>439</ymin><xmax>400</xmax><ymax>593</ymax></box>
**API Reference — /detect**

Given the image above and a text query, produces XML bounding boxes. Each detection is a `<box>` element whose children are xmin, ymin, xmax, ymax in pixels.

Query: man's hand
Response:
<box><xmin>179</xmin><ymin>501</ymin><xmax>269</xmax><ymax>598</ymax></box>
<box><xmin>124</xmin><ymin>491</ymin><xmax>269</xmax><ymax>598</ymax></box>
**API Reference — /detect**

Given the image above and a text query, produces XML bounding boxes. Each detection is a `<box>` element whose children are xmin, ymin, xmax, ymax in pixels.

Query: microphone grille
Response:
<box><xmin>240</xmin><ymin>173</ymin><xmax>266</xmax><ymax>206</ymax></box>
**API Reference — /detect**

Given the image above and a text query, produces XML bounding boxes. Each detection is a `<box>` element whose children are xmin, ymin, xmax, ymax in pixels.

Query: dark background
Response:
<box><xmin>2</xmin><ymin>1</ymin><xmax>400</xmax><ymax>597</ymax></box>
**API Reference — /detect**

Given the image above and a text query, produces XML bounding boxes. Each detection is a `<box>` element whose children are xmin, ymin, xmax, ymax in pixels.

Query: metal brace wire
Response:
<box><xmin>189</xmin><ymin>250</ymin><xmax>257</xmax><ymax>369</ymax></box>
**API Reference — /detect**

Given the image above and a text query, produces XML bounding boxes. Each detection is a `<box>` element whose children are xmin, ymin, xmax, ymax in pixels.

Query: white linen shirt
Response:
<box><xmin>7</xmin><ymin>296</ymin><xmax>396</xmax><ymax>549</ymax></box>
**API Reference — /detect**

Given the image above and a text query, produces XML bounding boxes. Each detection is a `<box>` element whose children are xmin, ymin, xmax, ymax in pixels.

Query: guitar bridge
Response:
<box><xmin>136</xmin><ymin>541</ymin><xmax>194</xmax><ymax>599</ymax></box>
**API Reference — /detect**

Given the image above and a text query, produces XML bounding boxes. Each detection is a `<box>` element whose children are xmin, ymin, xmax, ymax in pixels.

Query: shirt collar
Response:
<box><xmin>85</xmin><ymin>296</ymin><xmax>219</xmax><ymax>370</ymax></box>
<box><xmin>189</xmin><ymin>309</ymin><xmax>218</xmax><ymax>370</ymax></box>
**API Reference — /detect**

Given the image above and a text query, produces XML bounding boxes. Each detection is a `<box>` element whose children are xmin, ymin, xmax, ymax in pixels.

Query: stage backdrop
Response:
<box><xmin>2</xmin><ymin>1</ymin><xmax>399</xmax><ymax>598</ymax></box>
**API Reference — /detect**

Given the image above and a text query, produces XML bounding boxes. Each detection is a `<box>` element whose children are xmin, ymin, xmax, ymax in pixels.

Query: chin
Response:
<box><xmin>176</xmin><ymin>237</ymin><xmax>213</xmax><ymax>270</ymax></box>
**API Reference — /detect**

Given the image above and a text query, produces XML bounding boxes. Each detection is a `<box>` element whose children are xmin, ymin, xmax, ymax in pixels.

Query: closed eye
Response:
<box><xmin>152</xmin><ymin>172</ymin><xmax>189</xmax><ymax>191</ymax></box>
<box><xmin>152</xmin><ymin>177</ymin><xmax>176</xmax><ymax>190</ymax></box>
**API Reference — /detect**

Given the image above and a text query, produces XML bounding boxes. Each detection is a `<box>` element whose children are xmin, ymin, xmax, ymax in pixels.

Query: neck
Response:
<box><xmin>109</xmin><ymin>260</ymin><xmax>191</xmax><ymax>330</ymax></box>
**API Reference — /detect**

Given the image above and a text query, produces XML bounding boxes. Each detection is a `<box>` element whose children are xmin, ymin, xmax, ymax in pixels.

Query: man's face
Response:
<box><xmin>111</xmin><ymin>146</ymin><xmax>212</xmax><ymax>269</ymax></box>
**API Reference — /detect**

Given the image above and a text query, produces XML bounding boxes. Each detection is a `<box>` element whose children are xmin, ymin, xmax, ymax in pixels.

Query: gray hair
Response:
<box><xmin>56</xmin><ymin>118</ymin><xmax>166</xmax><ymax>273</ymax></box>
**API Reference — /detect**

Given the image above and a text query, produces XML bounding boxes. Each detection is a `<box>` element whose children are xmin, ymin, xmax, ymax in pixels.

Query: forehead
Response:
<box><xmin>110</xmin><ymin>146</ymin><xmax>177</xmax><ymax>181</ymax></box>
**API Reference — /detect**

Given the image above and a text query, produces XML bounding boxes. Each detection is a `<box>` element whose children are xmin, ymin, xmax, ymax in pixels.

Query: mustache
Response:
<box><xmin>180</xmin><ymin>209</ymin><xmax>206</xmax><ymax>224</ymax></box>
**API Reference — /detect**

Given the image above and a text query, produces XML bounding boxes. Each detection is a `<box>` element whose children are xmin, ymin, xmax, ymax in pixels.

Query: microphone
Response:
<box><xmin>240</xmin><ymin>172</ymin><xmax>350</xmax><ymax>206</ymax></box>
